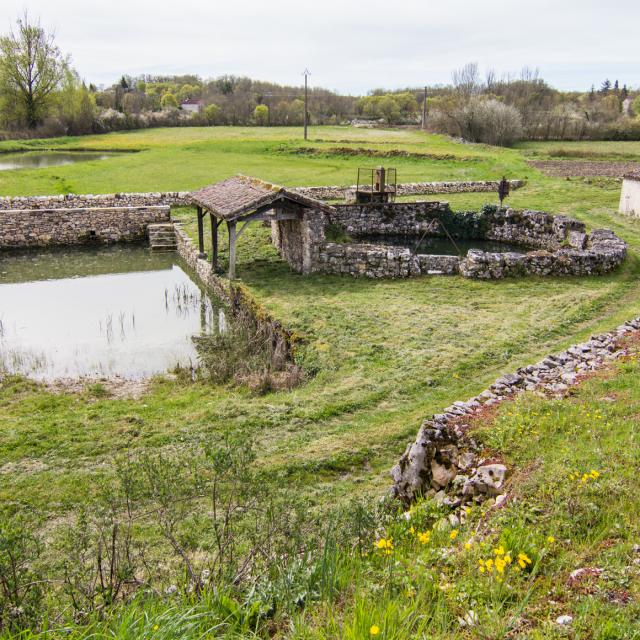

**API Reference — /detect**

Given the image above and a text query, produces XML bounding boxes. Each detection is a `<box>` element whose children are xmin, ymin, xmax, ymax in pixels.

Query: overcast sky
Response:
<box><xmin>2</xmin><ymin>0</ymin><xmax>638</xmax><ymax>93</ymax></box>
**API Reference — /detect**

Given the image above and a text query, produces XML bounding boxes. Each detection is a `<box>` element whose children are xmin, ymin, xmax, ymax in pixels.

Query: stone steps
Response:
<box><xmin>148</xmin><ymin>223</ymin><xmax>177</xmax><ymax>251</ymax></box>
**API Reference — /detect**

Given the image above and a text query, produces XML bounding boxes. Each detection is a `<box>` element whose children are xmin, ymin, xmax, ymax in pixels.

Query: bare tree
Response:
<box><xmin>452</xmin><ymin>62</ymin><xmax>481</xmax><ymax>100</ymax></box>
<box><xmin>0</xmin><ymin>13</ymin><xmax>67</xmax><ymax>128</ymax></box>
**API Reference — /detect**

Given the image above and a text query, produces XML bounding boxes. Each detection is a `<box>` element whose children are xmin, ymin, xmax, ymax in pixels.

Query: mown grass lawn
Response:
<box><xmin>2</xmin><ymin>126</ymin><xmax>640</xmax><ymax>637</ymax></box>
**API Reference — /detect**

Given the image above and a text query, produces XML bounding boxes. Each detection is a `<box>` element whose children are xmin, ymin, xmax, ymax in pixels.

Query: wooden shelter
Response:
<box><xmin>189</xmin><ymin>175</ymin><xmax>333</xmax><ymax>279</ymax></box>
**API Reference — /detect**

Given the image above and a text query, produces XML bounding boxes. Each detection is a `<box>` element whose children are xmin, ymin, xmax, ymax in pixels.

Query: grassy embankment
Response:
<box><xmin>1</xmin><ymin>127</ymin><xmax>640</xmax><ymax>636</ymax></box>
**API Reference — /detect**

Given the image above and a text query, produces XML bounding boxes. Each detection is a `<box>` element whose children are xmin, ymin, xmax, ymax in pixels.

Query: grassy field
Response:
<box><xmin>2</xmin><ymin>126</ymin><xmax>640</xmax><ymax>636</ymax></box>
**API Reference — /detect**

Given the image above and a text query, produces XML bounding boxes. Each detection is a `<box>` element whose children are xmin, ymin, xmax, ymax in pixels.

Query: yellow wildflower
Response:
<box><xmin>464</xmin><ymin>542</ymin><xmax>472</xmax><ymax>550</ymax></box>
<box><xmin>449</xmin><ymin>529</ymin><xmax>459</xmax><ymax>540</ymax></box>
<box><xmin>153</xmin><ymin>625</ymin><xmax>159</xmax><ymax>632</ymax></box>
<box><xmin>517</xmin><ymin>552</ymin><xmax>532</xmax><ymax>569</ymax></box>
<box><xmin>409</xmin><ymin>526</ymin><xmax>415</xmax><ymax>535</ymax></box>
<box><xmin>370</xmin><ymin>625</ymin><xmax>380</xmax><ymax>636</ymax></box>
<box><xmin>418</xmin><ymin>531</ymin><xmax>431</xmax><ymax>545</ymax></box>
<box><xmin>547</xmin><ymin>536</ymin><xmax>555</xmax><ymax>544</ymax></box>
<box><xmin>375</xmin><ymin>538</ymin><xmax>394</xmax><ymax>555</ymax></box>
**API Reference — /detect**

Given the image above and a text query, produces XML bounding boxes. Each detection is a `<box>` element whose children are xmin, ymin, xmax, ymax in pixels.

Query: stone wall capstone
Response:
<box><xmin>0</xmin><ymin>206</ymin><xmax>170</xmax><ymax>248</ymax></box>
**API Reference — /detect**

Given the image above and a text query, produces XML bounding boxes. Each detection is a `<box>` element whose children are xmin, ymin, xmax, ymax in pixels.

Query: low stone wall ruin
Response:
<box><xmin>0</xmin><ymin>191</ymin><xmax>188</xmax><ymax>211</ymax></box>
<box><xmin>391</xmin><ymin>316</ymin><xmax>640</xmax><ymax>508</ymax></box>
<box><xmin>295</xmin><ymin>179</ymin><xmax>526</xmax><ymax>201</ymax></box>
<box><xmin>0</xmin><ymin>180</ymin><xmax>525</xmax><ymax>211</ymax></box>
<box><xmin>0</xmin><ymin>205</ymin><xmax>170</xmax><ymax>248</ymax></box>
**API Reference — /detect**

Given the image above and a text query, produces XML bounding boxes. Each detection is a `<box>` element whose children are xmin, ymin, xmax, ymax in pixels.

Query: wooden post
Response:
<box><xmin>210</xmin><ymin>213</ymin><xmax>218</xmax><ymax>270</ymax></box>
<box><xmin>196</xmin><ymin>206</ymin><xmax>205</xmax><ymax>258</ymax></box>
<box><xmin>228</xmin><ymin>220</ymin><xmax>237</xmax><ymax>280</ymax></box>
<box><xmin>421</xmin><ymin>86</ymin><xmax>428</xmax><ymax>129</ymax></box>
<box><xmin>303</xmin><ymin>68</ymin><xmax>310</xmax><ymax>141</ymax></box>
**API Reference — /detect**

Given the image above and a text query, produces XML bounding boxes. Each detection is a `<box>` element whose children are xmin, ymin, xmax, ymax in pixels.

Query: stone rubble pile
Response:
<box><xmin>391</xmin><ymin>317</ymin><xmax>640</xmax><ymax>510</ymax></box>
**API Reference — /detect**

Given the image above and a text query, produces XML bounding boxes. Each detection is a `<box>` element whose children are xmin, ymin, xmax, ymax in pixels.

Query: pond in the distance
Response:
<box><xmin>356</xmin><ymin>234</ymin><xmax>531</xmax><ymax>256</ymax></box>
<box><xmin>0</xmin><ymin>150</ymin><xmax>123</xmax><ymax>171</ymax></box>
<box><xmin>0</xmin><ymin>245</ymin><xmax>226</xmax><ymax>380</ymax></box>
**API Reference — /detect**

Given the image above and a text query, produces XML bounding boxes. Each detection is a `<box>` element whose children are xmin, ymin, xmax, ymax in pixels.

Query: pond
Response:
<box><xmin>356</xmin><ymin>234</ymin><xmax>531</xmax><ymax>256</ymax></box>
<box><xmin>0</xmin><ymin>245</ymin><xmax>226</xmax><ymax>380</ymax></box>
<box><xmin>0</xmin><ymin>150</ymin><xmax>123</xmax><ymax>171</ymax></box>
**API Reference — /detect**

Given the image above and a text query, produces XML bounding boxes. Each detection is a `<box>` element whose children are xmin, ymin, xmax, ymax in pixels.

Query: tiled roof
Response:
<box><xmin>189</xmin><ymin>175</ymin><xmax>335</xmax><ymax>220</ymax></box>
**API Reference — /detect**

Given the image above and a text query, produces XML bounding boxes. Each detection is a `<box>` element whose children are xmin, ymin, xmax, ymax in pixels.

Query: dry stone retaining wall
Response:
<box><xmin>174</xmin><ymin>225</ymin><xmax>294</xmax><ymax>364</ymax></box>
<box><xmin>0</xmin><ymin>205</ymin><xmax>170</xmax><ymax>248</ymax></box>
<box><xmin>391</xmin><ymin>316</ymin><xmax>640</xmax><ymax>509</ymax></box>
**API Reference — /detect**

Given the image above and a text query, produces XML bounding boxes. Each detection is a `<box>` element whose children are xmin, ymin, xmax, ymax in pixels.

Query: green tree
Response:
<box><xmin>57</xmin><ymin>69</ymin><xmax>95</xmax><ymax>134</ymax></box>
<box><xmin>160</xmin><ymin>92</ymin><xmax>178</xmax><ymax>110</ymax></box>
<box><xmin>253</xmin><ymin>104</ymin><xmax>269</xmax><ymax>125</ymax></box>
<box><xmin>0</xmin><ymin>13</ymin><xmax>68</xmax><ymax>128</ymax></box>
<box><xmin>204</xmin><ymin>103</ymin><xmax>222</xmax><ymax>125</ymax></box>
<box><xmin>377</xmin><ymin>95</ymin><xmax>401</xmax><ymax>124</ymax></box>
<box><xmin>632</xmin><ymin>96</ymin><xmax>640</xmax><ymax>118</ymax></box>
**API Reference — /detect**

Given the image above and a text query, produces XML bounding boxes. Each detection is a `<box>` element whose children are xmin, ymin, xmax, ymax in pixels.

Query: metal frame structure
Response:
<box><xmin>355</xmin><ymin>167</ymin><xmax>397</xmax><ymax>203</ymax></box>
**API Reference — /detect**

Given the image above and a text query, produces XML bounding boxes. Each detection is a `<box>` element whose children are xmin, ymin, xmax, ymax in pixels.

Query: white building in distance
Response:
<box><xmin>181</xmin><ymin>99</ymin><xmax>205</xmax><ymax>113</ymax></box>
<box><xmin>620</xmin><ymin>170</ymin><xmax>640</xmax><ymax>217</ymax></box>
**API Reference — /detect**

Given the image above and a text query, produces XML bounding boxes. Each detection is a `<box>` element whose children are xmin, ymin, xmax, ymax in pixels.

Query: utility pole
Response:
<box><xmin>303</xmin><ymin>68</ymin><xmax>311</xmax><ymax>140</ymax></box>
<box><xmin>421</xmin><ymin>86</ymin><xmax>428</xmax><ymax>129</ymax></box>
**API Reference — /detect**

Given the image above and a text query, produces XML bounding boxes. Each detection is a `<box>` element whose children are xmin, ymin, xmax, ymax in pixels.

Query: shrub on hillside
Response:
<box><xmin>447</xmin><ymin>98</ymin><xmax>524</xmax><ymax>146</ymax></box>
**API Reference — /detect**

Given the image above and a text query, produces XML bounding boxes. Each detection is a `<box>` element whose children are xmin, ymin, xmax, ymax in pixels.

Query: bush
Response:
<box><xmin>160</xmin><ymin>92</ymin><xmax>178</xmax><ymax>110</ymax></box>
<box><xmin>452</xmin><ymin>98</ymin><xmax>523</xmax><ymax>146</ymax></box>
<box><xmin>253</xmin><ymin>104</ymin><xmax>269</xmax><ymax>126</ymax></box>
<box><xmin>204</xmin><ymin>103</ymin><xmax>223</xmax><ymax>125</ymax></box>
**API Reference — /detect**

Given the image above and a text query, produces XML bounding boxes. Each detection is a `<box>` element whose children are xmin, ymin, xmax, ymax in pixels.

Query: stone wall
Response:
<box><xmin>459</xmin><ymin>229</ymin><xmax>627</xmax><ymax>279</ymax></box>
<box><xmin>174</xmin><ymin>225</ymin><xmax>293</xmax><ymax>365</ymax></box>
<box><xmin>271</xmin><ymin>209</ymin><xmax>326</xmax><ymax>274</ymax></box>
<box><xmin>295</xmin><ymin>179</ymin><xmax>526</xmax><ymax>201</ymax></box>
<box><xmin>483</xmin><ymin>208</ymin><xmax>586</xmax><ymax>250</ymax></box>
<box><xmin>0</xmin><ymin>206</ymin><xmax>170</xmax><ymax>248</ymax></box>
<box><xmin>330</xmin><ymin>201</ymin><xmax>451</xmax><ymax>236</ymax></box>
<box><xmin>319</xmin><ymin>243</ymin><xmax>420</xmax><ymax>278</ymax></box>
<box><xmin>0</xmin><ymin>181</ymin><xmax>525</xmax><ymax>210</ymax></box>
<box><xmin>318</xmin><ymin>204</ymin><xmax>627</xmax><ymax>280</ymax></box>
<box><xmin>391</xmin><ymin>316</ymin><xmax>640</xmax><ymax>506</ymax></box>
<box><xmin>0</xmin><ymin>192</ymin><xmax>189</xmax><ymax>211</ymax></box>
<box><xmin>318</xmin><ymin>243</ymin><xmax>464</xmax><ymax>278</ymax></box>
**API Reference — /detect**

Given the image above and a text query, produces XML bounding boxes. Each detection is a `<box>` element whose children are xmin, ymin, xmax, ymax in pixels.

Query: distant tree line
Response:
<box><xmin>1</xmin><ymin>15</ymin><xmax>639</xmax><ymax>146</ymax></box>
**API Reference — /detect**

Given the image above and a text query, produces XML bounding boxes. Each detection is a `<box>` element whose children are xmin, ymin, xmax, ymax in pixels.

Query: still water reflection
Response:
<box><xmin>0</xmin><ymin>245</ymin><xmax>226</xmax><ymax>380</ymax></box>
<box><xmin>0</xmin><ymin>151</ymin><xmax>121</xmax><ymax>171</ymax></box>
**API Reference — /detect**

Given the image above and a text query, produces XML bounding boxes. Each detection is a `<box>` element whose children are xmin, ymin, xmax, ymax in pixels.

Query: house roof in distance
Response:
<box><xmin>189</xmin><ymin>175</ymin><xmax>335</xmax><ymax>221</ymax></box>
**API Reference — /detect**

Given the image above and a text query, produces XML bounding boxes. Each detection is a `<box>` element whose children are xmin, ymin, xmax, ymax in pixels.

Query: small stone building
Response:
<box><xmin>189</xmin><ymin>175</ymin><xmax>333</xmax><ymax>279</ymax></box>
<box><xmin>620</xmin><ymin>170</ymin><xmax>640</xmax><ymax>217</ymax></box>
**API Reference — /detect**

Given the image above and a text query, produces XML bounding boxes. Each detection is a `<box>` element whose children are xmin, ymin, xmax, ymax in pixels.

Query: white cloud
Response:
<box><xmin>2</xmin><ymin>0</ymin><xmax>638</xmax><ymax>92</ymax></box>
